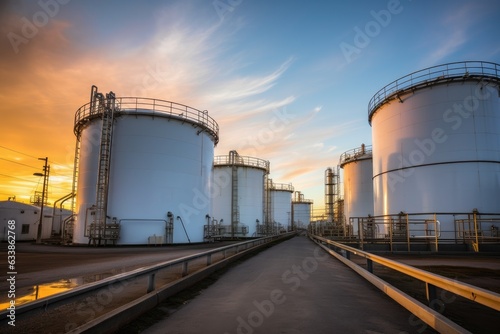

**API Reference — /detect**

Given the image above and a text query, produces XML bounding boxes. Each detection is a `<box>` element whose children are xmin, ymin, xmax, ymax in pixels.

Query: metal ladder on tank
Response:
<box><xmin>93</xmin><ymin>88</ymin><xmax>116</xmax><ymax>245</ymax></box>
<box><xmin>66</xmin><ymin>97</ymin><xmax>86</xmax><ymax>243</ymax></box>
<box><xmin>264</xmin><ymin>176</ymin><xmax>273</xmax><ymax>235</ymax></box>
<box><xmin>229</xmin><ymin>150</ymin><xmax>240</xmax><ymax>238</ymax></box>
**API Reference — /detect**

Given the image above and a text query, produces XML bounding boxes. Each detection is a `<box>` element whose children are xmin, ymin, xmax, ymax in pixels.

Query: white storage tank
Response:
<box><xmin>339</xmin><ymin>144</ymin><xmax>374</xmax><ymax>236</ymax></box>
<box><xmin>369</xmin><ymin>61</ymin><xmax>500</xmax><ymax>239</ymax></box>
<box><xmin>292</xmin><ymin>191</ymin><xmax>313</xmax><ymax>229</ymax></box>
<box><xmin>73</xmin><ymin>87</ymin><xmax>219</xmax><ymax>245</ymax></box>
<box><xmin>269</xmin><ymin>181</ymin><xmax>294</xmax><ymax>231</ymax></box>
<box><xmin>212</xmin><ymin>151</ymin><xmax>270</xmax><ymax>237</ymax></box>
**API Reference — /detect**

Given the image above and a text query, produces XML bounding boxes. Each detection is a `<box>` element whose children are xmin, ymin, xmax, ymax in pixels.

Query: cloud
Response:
<box><xmin>0</xmin><ymin>1</ymin><xmax>301</xmax><ymax>203</ymax></box>
<box><xmin>207</xmin><ymin>57</ymin><xmax>295</xmax><ymax>102</ymax></box>
<box><xmin>424</xmin><ymin>29</ymin><xmax>466</xmax><ymax>65</ymax></box>
<box><xmin>420</xmin><ymin>3</ymin><xmax>483</xmax><ymax>65</ymax></box>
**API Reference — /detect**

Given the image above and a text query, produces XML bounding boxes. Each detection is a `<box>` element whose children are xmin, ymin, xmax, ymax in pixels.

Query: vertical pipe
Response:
<box><xmin>389</xmin><ymin>216</ymin><xmax>393</xmax><ymax>252</ymax></box>
<box><xmin>406</xmin><ymin>213</ymin><xmax>410</xmax><ymax>252</ymax></box>
<box><xmin>359</xmin><ymin>218</ymin><xmax>364</xmax><ymax>251</ymax></box>
<box><xmin>36</xmin><ymin>157</ymin><xmax>49</xmax><ymax>244</ymax></box>
<box><xmin>473</xmin><ymin>209</ymin><xmax>479</xmax><ymax>252</ymax></box>
<box><xmin>434</xmin><ymin>213</ymin><xmax>439</xmax><ymax>252</ymax></box>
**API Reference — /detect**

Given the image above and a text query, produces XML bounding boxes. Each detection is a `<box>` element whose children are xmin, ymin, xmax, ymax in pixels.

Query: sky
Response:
<box><xmin>0</xmin><ymin>0</ymin><xmax>499</xmax><ymax>214</ymax></box>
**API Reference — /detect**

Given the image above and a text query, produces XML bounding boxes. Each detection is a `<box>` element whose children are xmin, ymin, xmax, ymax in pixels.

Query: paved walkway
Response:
<box><xmin>143</xmin><ymin>235</ymin><xmax>432</xmax><ymax>334</ymax></box>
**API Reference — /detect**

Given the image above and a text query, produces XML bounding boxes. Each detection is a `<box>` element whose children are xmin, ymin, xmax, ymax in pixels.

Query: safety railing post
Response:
<box><xmin>182</xmin><ymin>262</ymin><xmax>188</xmax><ymax>277</ymax></box>
<box><xmin>207</xmin><ymin>254</ymin><xmax>212</xmax><ymax>266</ymax></box>
<box><xmin>367</xmin><ymin>259</ymin><xmax>373</xmax><ymax>273</ymax></box>
<box><xmin>426</xmin><ymin>282</ymin><xmax>438</xmax><ymax>309</ymax></box>
<box><xmin>147</xmin><ymin>273</ymin><xmax>156</xmax><ymax>293</ymax></box>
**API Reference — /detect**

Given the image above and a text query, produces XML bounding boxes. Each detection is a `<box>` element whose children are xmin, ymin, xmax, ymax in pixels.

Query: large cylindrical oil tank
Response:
<box><xmin>269</xmin><ymin>182</ymin><xmax>294</xmax><ymax>231</ymax></box>
<box><xmin>73</xmin><ymin>95</ymin><xmax>219</xmax><ymax>245</ymax></box>
<box><xmin>369</xmin><ymin>61</ymin><xmax>500</xmax><ymax>238</ymax></box>
<box><xmin>339</xmin><ymin>144</ymin><xmax>374</xmax><ymax>236</ymax></box>
<box><xmin>292</xmin><ymin>191</ymin><xmax>312</xmax><ymax>229</ymax></box>
<box><xmin>212</xmin><ymin>151</ymin><xmax>270</xmax><ymax>237</ymax></box>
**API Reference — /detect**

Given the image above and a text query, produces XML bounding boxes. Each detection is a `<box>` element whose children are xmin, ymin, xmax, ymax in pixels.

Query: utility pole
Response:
<box><xmin>34</xmin><ymin>157</ymin><xmax>49</xmax><ymax>244</ymax></box>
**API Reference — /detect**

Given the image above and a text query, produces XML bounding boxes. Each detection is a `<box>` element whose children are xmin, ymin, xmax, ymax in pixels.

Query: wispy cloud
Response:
<box><xmin>420</xmin><ymin>3</ymin><xmax>482</xmax><ymax>66</ymax></box>
<box><xmin>0</xmin><ymin>1</ymin><xmax>301</xmax><ymax>202</ymax></box>
<box><xmin>207</xmin><ymin>57</ymin><xmax>295</xmax><ymax>102</ymax></box>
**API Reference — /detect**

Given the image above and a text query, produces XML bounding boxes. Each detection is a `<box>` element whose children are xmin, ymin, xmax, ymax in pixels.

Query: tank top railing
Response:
<box><xmin>74</xmin><ymin>97</ymin><xmax>219</xmax><ymax>144</ymax></box>
<box><xmin>269</xmin><ymin>183</ymin><xmax>294</xmax><ymax>192</ymax></box>
<box><xmin>214</xmin><ymin>155</ymin><xmax>270</xmax><ymax>172</ymax></box>
<box><xmin>339</xmin><ymin>145</ymin><xmax>373</xmax><ymax>167</ymax></box>
<box><xmin>368</xmin><ymin>61</ymin><xmax>500</xmax><ymax>123</ymax></box>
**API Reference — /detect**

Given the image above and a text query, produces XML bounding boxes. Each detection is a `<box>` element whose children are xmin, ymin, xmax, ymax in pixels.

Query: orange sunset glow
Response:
<box><xmin>1</xmin><ymin>0</ymin><xmax>498</xmax><ymax>213</ymax></box>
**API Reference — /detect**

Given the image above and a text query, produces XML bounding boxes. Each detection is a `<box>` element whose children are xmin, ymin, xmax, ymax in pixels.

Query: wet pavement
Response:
<box><xmin>0</xmin><ymin>241</ymin><xmax>238</xmax><ymax>309</ymax></box>
<box><xmin>142</xmin><ymin>235</ymin><xmax>433</xmax><ymax>334</ymax></box>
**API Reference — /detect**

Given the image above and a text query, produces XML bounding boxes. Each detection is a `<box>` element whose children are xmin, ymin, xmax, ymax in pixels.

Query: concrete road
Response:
<box><xmin>143</xmin><ymin>235</ymin><xmax>432</xmax><ymax>334</ymax></box>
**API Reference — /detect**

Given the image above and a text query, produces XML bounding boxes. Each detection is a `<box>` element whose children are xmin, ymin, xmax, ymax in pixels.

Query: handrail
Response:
<box><xmin>74</xmin><ymin>97</ymin><xmax>219</xmax><ymax>144</ymax></box>
<box><xmin>368</xmin><ymin>61</ymin><xmax>500</xmax><ymax>123</ymax></box>
<box><xmin>339</xmin><ymin>145</ymin><xmax>372</xmax><ymax>167</ymax></box>
<box><xmin>1</xmin><ymin>232</ymin><xmax>296</xmax><ymax>318</ymax></box>
<box><xmin>309</xmin><ymin>234</ymin><xmax>500</xmax><ymax>311</ymax></box>
<box><xmin>292</xmin><ymin>197</ymin><xmax>313</xmax><ymax>204</ymax></box>
<box><xmin>214</xmin><ymin>154</ymin><xmax>270</xmax><ymax>172</ymax></box>
<box><xmin>269</xmin><ymin>182</ymin><xmax>294</xmax><ymax>192</ymax></box>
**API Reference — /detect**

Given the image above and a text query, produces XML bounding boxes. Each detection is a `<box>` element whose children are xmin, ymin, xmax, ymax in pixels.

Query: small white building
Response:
<box><xmin>0</xmin><ymin>200</ymin><xmax>72</xmax><ymax>241</ymax></box>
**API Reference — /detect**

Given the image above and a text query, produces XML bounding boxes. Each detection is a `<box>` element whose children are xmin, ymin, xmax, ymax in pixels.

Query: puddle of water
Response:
<box><xmin>0</xmin><ymin>270</ymin><xmax>125</xmax><ymax>310</ymax></box>
<box><xmin>0</xmin><ymin>279</ymin><xmax>79</xmax><ymax>310</ymax></box>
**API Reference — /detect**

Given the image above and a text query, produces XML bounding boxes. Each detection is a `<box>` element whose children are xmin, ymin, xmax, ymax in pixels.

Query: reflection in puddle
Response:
<box><xmin>0</xmin><ymin>270</ymin><xmax>122</xmax><ymax>310</ymax></box>
<box><xmin>0</xmin><ymin>279</ymin><xmax>79</xmax><ymax>310</ymax></box>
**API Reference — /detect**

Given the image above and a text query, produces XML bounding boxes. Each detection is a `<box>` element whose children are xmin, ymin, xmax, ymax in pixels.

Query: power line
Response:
<box><xmin>0</xmin><ymin>173</ymin><xmax>40</xmax><ymax>184</ymax></box>
<box><xmin>0</xmin><ymin>160</ymin><xmax>73</xmax><ymax>179</ymax></box>
<box><xmin>0</xmin><ymin>174</ymin><xmax>69</xmax><ymax>190</ymax></box>
<box><xmin>0</xmin><ymin>145</ymin><xmax>39</xmax><ymax>160</ymax></box>
<box><xmin>0</xmin><ymin>145</ymin><xmax>74</xmax><ymax>165</ymax></box>
<box><xmin>0</xmin><ymin>157</ymin><xmax>39</xmax><ymax>170</ymax></box>
<box><xmin>0</xmin><ymin>145</ymin><xmax>74</xmax><ymax>175</ymax></box>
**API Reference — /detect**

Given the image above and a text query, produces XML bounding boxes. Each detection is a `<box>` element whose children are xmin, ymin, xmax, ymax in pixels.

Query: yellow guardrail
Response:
<box><xmin>310</xmin><ymin>234</ymin><xmax>500</xmax><ymax>333</ymax></box>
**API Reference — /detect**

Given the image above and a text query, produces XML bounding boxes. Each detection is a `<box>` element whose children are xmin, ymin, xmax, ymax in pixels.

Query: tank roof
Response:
<box><xmin>214</xmin><ymin>154</ymin><xmax>270</xmax><ymax>173</ymax></box>
<box><xmin>74</xmin><ymin>97</ymin><xmax>219</xmax><ymax>144</ymax></box>
<box><xmin>368</xmin><ymin>61</ymin><xmax>500</xmax><ymax>124</ymax></box>
<box><xmin>269</xmin><ymin>182</ymin><xmax>294</xmax><ymax>192</ymax></box>
<box><xmin>339</xmin><ymin>144</ymin><xmax>372</xmax><ymax>168</ymax></box>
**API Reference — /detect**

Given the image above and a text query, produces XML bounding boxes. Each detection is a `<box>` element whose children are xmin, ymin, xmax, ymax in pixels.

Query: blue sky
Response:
<box><xmin>0</xmin><ymin>0</ymin><xmax>499</xmax><ymax>212</ymax></box>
